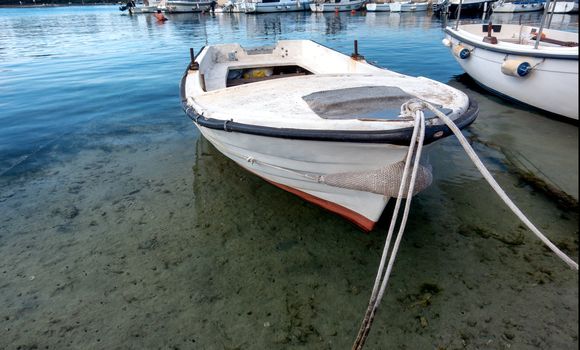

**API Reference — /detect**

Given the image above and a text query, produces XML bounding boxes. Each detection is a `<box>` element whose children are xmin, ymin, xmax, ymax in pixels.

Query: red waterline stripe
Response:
<box><xmin>262</xmin><ymin>178</ymin><xmax>377</xmax><ymax>232</ymax></box>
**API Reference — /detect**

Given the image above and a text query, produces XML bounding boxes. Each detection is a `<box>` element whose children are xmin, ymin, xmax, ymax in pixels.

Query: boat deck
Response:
<box><xmin>193</xmin><ymin>73</ymin><xmax>467</xmax><ymax>131</ymax></box>
<box><xmin>455</xmin><ymin>23</ymin><xmax>579</xmax><ymax>49</ymax></box>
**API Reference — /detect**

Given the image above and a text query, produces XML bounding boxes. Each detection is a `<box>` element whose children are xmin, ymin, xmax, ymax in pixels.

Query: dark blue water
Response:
<box><xmin>0</xmin><ymin>6</ymin><xmax>578</xmax><ymax>349</ymax></box>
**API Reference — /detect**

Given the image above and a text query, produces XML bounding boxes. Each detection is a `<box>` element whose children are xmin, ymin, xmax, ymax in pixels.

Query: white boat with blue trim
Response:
<box><xmin>125</xmin><ymin>0</ymin><xmax>162</xmax><ymax>13</ymax></box>
<box><xmin>310</xmin><ymin>0</ymin><xmax>366</xmax><ymax>12</ymax></box>
<box><xmin>366</xmin><ymin>2</ymin><xmax>391</xmax><ymax>11</ymax></box>
<box><xmin>444</xmin><ymin>20</ymin><xmax>578</xmax><ymax>120</ymax></box>
<box><xmin>492</xmin><ymin>0</ymin><xmax>544</xmax><ymax>12</ymax></box>
<box><xmin>242</xmin><ymin>0</ymin><xmax>312</xmax><ymax>12</ymax></box>
<box><xmin>180</xmin><ymin>40</ymin><xmax>478</xmax><ymax>230</ymax></box>
<box><xmin>162</xmin><ymin>0</ymin><xmax>212</xmax><ymax>12</ymax></box>
<box><xmin>390</xmin><ymin>1</ymin><xmax>429</xmax><ymax>11</ymax></box>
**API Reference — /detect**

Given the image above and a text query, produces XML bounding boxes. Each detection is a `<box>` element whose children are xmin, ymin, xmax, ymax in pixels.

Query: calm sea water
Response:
<box><xmin>1</xmin><ymin>6</ymin><xmax>576</xmax><ymax>177</ymax></box>
<box><xmin>0</xmin><ymin>6</ymin><xmax>578</xmax><ymax>349</ymax></box>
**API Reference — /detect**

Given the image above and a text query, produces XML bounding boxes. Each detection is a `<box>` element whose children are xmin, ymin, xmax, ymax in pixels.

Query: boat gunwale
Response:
<box><xmin>180</xmin><ymin>90</ymin><xmax>479</xmax><ymax>145</ymax></box>
<box><xmin>444</xmin><ymin>27</ymin><xmax>579</xmax><ymax>60</ymax></box>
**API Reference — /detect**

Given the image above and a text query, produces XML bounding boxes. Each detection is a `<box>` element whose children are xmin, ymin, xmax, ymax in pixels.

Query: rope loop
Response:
<box><xmin>400</xmin><ymin>99</ymin><xmax>429</xmax><ymax>120</ymax></box>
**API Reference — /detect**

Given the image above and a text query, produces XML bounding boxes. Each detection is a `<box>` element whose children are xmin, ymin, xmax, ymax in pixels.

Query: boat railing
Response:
<box><xmin>454</xmin><ymin>0</ymin><xmax>578</xmax><ymax>43</ymax></box>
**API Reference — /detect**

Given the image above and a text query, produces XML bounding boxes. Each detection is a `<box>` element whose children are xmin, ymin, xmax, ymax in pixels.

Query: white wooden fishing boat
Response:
<box><xmin>310</xmin><ymin>0</ymin><xmax>366</xmax><ymax>12</ymax></box>
<box><xmin>163</xmin><ymin>0</ymin><xmax>212</xmax><ymax>12</ymax></box>
<box><xmin>492</xmin><ymin>0</ymin><xmax>544</xmax><ymax>12</ymax></box>
<box><xmin>242</xmin><ymin>0</ymin><xmax>312</xmax><ymax>12</ymax></box>
<box><xmin>443</xmin><ymin>23</ymin><xmax>578</xmax><ymax>120</ymax></box>
<box><xmin>547</xmin><ymin>0</ymin><xmax>579</xmax><ymax>12</ymax></box>
<box><xmin>124</xmin><ymin>0</ymin><xmax>162</xmax><ymax>13</ymax></box>
<box><xmin>180</xmin><ymin>40</ymin><xmax>478</xmax><ymax>230</ymax></box>
<box><xmin>390</xmin><ymin>1</ymin><xmax>429</xmax><ymax>11</ymax></box>
<box><xmin>218</xmin><ymin>0</ymin><xmax>236</xmax><ymax>12</ymax></box>
<box><xmin>225</xmin><ymin>0</ymin><xmax>250</xmax><ymax>12</ymax></box>
<box><xmin>366</xmin><ymin>2</ymin><xmax>391</xmax><ymax>11</ymax></box>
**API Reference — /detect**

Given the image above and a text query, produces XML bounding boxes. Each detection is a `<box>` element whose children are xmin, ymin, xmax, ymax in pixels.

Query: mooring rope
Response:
<box><xmin>352</xmin><ymin>105</ymin><xmax>426</xmax><ymax>350</ymax></box>
<box><xmin>352</xmin><ymin>99</ymin><xmax>578</xmax><ymax>350</ymax></box>
<box><xmin>421</xmin><ymin>100</ymin><xmax>578</xmax><ymax>270</ymax></box>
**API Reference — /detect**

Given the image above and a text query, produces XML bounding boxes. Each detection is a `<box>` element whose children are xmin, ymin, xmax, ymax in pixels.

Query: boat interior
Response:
<box><xmin>459</xmin><ymin>23</ymin><xmax>579</xmax><ymax>47</ymax></box>
<box><xmin>194</xmin><ymin>40</ymin><xmax>389</xmax><ymax>92</ymax></box>
<box><xmin>185</xmin><ymin>40</ymin><xmax>468</xmax><ymax>126</ymax></box>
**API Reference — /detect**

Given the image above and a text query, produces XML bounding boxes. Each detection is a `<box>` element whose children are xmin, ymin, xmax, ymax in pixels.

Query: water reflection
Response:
<box><xmin>364</xmin><ymin>11</ymin><xmax>439</xmax><ymax>29</ymax></box>
<box><xmin>316</xmin><ymin>12</ymin><xmax>349</xmax><ymax>35</ymax></box>
<box><xmin>245</xmin><ymin>13</ymin><xmax>284</xmax><ymax>37</ymax></box>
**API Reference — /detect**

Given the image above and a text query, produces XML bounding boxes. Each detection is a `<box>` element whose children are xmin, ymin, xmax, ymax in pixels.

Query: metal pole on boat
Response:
<box><xmin>534</xmin><ymin>0</ymin><xmax>553</xmax><ymax>49</ymax></box>
<box><xmin>546</xmin><ymin>0</ymin><xmax>559</xmax><ymax>28</ymax></box>
<box><xmin>351</xmin><ymin>40</ymin><xmax>365</xmax><ymax>61</ymax></box>
<box><xmin>454</xmin><ymin>0</ymin><xmax>464</xmax><ymax>30</ymax></box>
<box><xmin>189</xmin><ymin>48</ymin><xmax>199</xmax><ymax>70</ymax></box>
<box><xmin>482</xmin><ymin>1</ymin><xmax>488</xmax><ymax>22</ymax></box>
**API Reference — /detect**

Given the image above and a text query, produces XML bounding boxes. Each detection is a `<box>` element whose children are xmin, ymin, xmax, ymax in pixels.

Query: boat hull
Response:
<box><xmin>448</xmin><ymin>0</ymin><xmax>496</xmax><ymax>13</ymax></box>
<box><xmin>390</xmin><ymin>2</ymin><xmax>429</xmax><ymax>12</ymax></box>
<box><xmin>445</xmin><ymin>29</ymin><xmax>579</xmax><ymax>120</ymax></box>
<box><xmin>183</xmin><ymin>95</ymin><xmax>478</xmax><ymax>230</ymax></box>
<box><xmin>310</xmin><ymin>0</ymin><xmax>365</xmax><ymax>12</ymax></box>
<box><xmin>196</xmin><ymin>125</ymin><xmax>409</xmax><ymax>230</ymax></box>
<box><xmin>547</xmin><ymin>1</ymin><xmax>579</xmax><ymax>13</ymax></box>
<box><xmin>366</xmin><ymin>3</ymin><xmax>391</xmax><ymax>11</ymax></box>
<box><xmin>164</xmin><ymin>0</ymin><xmax>211</xmax><ymax>12</ymax></box>
<box><xmin>129</xmin><ymin>5</ymin><xmax>160</xmax><ymax>13</ymax></box>
<box><xmin>493</xmin><ymin>1</ymin><xmax>544</xmax><ymax>12</ymax></box>
<box><xmin>243</xmin><ymin>0</ymin><xmax>312</xmax><ymax>12</ymax></box>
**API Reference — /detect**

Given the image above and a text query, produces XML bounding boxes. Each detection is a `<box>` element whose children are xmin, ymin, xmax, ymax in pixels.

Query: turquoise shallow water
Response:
<box><xmin>0</xmin><ymin>6</ymin><xmax>578</xmax><ymax>349</ymax></box>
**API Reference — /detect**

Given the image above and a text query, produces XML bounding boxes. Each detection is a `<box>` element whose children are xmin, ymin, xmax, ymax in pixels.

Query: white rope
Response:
<box><xmin>352</xmin><ymin>107</ymin><xmax>426</xmax><ymax>350</ymax></box>
<box><xmin>420</xmin><ymin>101</ymin><xmax>578</xmax><ymax>270</ymax></box>
<box><xmin>353</xmin><ymin>99</ymin><xmax>578</xmax><ymax>350</ymax></box>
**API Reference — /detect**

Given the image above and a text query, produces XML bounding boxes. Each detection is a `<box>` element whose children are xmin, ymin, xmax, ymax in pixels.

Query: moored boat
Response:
<box><xmin>180</xmin><ymin>40</ymin><xmax>478</xmax><ymax>230</ymax></box>
<box><xmin>310</xmin><ymin>0</ymin><xmax>366</xmax><ymax>12</ymax></box>
<box><xmin>547</xmin><ymin>0</ymin><xmax>579</xmax><ymax>12</ymax></box>
<box><xmin>447</xmin><ymin>0</ymin><xmax>498</xmax><ymax>13</ymax></box>
<box><xmin>163</xmin><ymin>0</ymin><xmax>212</xmax><ymax>12</ymax></box>
<box><xmin>390</xmin><ymin>0</ymin><xmax>429</xmax><ymax>11</ymax></box>
<box><xmin>224</xmin><ymin>0</ymin><xmax>250</xmax><ymax>12</ymax></box>
<box><xmin>242</xmin><ymin>0</ymin><xmax>312</xmax><ymax>12</ymax></box>
<box><xmin>492</xmin><ymin>0</ymin><xmax>544</xmax><ymax>12</ymax></box>
<box><xmin>366</xmin><ymin>2</ymin><xmax>392</xmax><ymax>11</ymax></box>
<box><xmin>443</xmin><ymin>22</ymin><xmax>578</xmax><ymax>120</ymax></box>
<box><xmin>129</xmin><ymin>0</ymin><xmax>162</xmax><ymax>13</ymax></box>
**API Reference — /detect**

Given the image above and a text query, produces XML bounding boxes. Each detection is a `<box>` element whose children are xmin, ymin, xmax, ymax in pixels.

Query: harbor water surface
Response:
<box><xmin>0</xmin><ymin>6</ymin><xmax>578</xmax><ymax>349</ymax></box>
